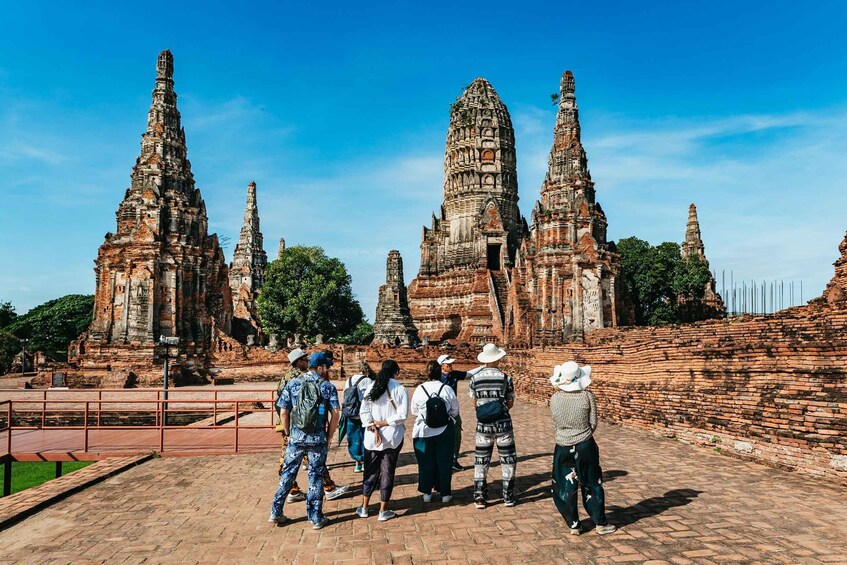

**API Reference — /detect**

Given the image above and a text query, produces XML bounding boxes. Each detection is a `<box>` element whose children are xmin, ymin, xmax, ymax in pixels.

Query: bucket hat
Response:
<box><xmin>550</xmin><ymin>361</ymin><xmax>592</xmax><ymax>392</ymax></box>
<box><xmin>477</xmin><ymin>343</ymin><xmax>507</xmax><ymax>363</ymax></box>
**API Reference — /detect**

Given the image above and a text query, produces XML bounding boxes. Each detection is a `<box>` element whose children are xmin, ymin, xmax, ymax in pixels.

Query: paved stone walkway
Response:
<box><xmin>0</xmin><ymin>383</ymin><xmax>845</xmax><ymax>564</ymax></box>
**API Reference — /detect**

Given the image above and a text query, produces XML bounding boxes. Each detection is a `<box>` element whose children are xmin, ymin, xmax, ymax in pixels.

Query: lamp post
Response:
<box><xmin>159</xmin><ymin>336</ymin><xmax>179</xmax><ymax>427</ymax></box>
<box><xmin>20</xmin><ymin>338</ymin><xmax>28</xmax><ymax>377</ymax></box>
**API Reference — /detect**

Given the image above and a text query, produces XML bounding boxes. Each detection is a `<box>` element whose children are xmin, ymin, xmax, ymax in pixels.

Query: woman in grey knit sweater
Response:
<box><xmin>549</xmin><ymin>361</ymin><xmax>616</xmax><ymax>536</ymax></box>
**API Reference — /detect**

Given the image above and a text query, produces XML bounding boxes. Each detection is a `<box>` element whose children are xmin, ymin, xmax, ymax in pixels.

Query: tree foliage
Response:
<box><xmin>332</xmin><ymin>321</ymin><xmax>374</xmax><ymax>345</ymax></box>
<box><xmin>0</xmin><ymin>300</ymin><xmax>17</xmax><ymax>328</ymax></box>
<box><xmin>618</xmin><ymin>237</ymin><xmax>713</xmax><ymax>326</ymax></box>
<box><xmin>5</xmin><ymin>294</ymin><xmax>94</xmax><ymax>360</ymax></box>
<box><xmin>0</xmin><ymin>330</ymin><xmax>20</xmax><ymax>375</ymax></box>
<box><xmin>257</xmin><ymin>246</ymin><xmax>365</xmax><ymax>340</ymax></box>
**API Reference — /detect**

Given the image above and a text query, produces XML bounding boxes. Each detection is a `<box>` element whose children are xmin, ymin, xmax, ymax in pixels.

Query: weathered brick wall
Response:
<box><xmin>209</xmin><ymin>338</ymin><xmax>480</xmax><ymax>386</ymax></box>
<box><xmin>501</xmin><ymin>304</ymin><xmax>847</xmax><ymax>482</ymax></box>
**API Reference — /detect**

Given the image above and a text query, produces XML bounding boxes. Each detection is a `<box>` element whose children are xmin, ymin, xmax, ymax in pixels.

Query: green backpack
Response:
<box><xmin>291</xmin><ymin>378</ymin><xmax>322</xmax><ymax>433</ymax></box>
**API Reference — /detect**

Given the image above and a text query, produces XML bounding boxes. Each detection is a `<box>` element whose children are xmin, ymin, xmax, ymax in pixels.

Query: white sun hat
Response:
<box><xmin>477</xmin><ymin>343</ymin><xmax>507</xmax><ymax>363</ymax></box>
<box><xmin>551</xmin><ymin>361</ymin><xmax>592</xmax><ymax>392</ymax></box>
<box><xmin>437</xmin><ymin>354</ymin><xmax>457</xmax><ymax>365</ymax></box>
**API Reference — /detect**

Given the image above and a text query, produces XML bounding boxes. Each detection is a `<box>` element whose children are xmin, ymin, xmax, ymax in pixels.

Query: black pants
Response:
<box><xmin>413</xmin><ymin>422</ymin><xmax>455</xmax><ymax>495</ymax></box>
<box><xmin>363</xmin><ymin>441</ymin><xmax>404</xmax><ymax>501</ymax></box>
<box><xmin>552</xmin><ymin>437</ymin><xmax>608</xmax><ymax>529</ymax></box>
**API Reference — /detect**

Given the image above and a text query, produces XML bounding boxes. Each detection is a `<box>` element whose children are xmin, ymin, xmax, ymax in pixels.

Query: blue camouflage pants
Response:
<box><xmin>271</xmin><ymin>440</ymin><xmax>328</xmax><ymax>523</ymax></box>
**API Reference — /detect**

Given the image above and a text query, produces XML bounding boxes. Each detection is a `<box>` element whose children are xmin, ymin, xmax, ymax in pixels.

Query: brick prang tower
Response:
<box><xmin>229</xmin><ymin>181</ymin><xmax>267</xmax><ymax>343</ymax></box>
<box><xmin>408</xmin><ymin>78</ymin><xmax>527</xmax><ymax>343</ymax></box>
<box><xmin>372</xmin><ymin>250</ymin><xmax>420</xmax><ymax>346</ymax></box>
<box><xmin>72</xmin><ymin>50</ymin><xmax>232</xmax><ymax>383</ymax></box>
<box><xmin>507</xmin><ymin>71</ymin><xmax>624</xmax><ymax>345</ymax></box>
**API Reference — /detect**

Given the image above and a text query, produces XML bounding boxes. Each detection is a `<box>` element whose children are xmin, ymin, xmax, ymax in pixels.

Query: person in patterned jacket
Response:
<box><xmin>468</xmin><ymin>343</ymin><xmax>517</xmax><ymax>509</ymax></box>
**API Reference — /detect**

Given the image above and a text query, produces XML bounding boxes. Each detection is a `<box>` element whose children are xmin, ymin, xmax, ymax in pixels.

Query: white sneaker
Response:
<box><xmin>286</xmin><ymin>492</ymin><xmax>306</xmax><ymax>503</ymax></box>
<box><xmin>441</xmin><ymin>495</ymin><xmax>452</xmax><ymax>503</ymax></box>
<box><xmin>355</xmin><ymin>506</ymin><xmax>369</xmax><ymax>518</ymax></box>
<box><xmin>267</xmin><ymin>513</ymin><xmax>288</xmax><ymax>525</ymax></box>
<box><xmin>422</xmin><ymin>493</ymin><xmax>432</xmax><ymax>503</ymax></box>
<box><xmin>378</xmin><ymin>509</ymin><xmax>397</xmax><ymax>522</ymax></box>
<box><xmin>325</xmin><ymin>484</ymin><xmax>350</xmax><ymax>500</ymax></box>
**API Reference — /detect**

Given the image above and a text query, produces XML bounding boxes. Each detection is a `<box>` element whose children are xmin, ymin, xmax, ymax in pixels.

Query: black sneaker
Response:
<box><xmin>503</xmin><ymin>495</ymin><xmax>516</xmax><ymax>507</ymax></box>
<box><xmin>451</xmin><ymin>460</ymin><xmax>464</xmax><ymax>472</ymax></box>
<box><xmin>473</xmin><ymin>496</ymin><xmax>487</xmax><ymax>509</ymax></box>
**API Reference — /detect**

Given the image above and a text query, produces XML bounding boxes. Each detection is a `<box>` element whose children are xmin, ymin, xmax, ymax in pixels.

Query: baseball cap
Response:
<box><xmin>437</xmin><ymin>354</ymin><xmax>456</xmax><ymax>365</ymax></box>
<box><xmin>308</xmin><ymin>351</ymin><xmax>334</xmax><ymax>368</ymax></box>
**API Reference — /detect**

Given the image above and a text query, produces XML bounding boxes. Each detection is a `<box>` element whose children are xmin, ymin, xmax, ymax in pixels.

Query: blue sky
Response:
<box><xmin>1</xmin><ymin>1</ymin><xmax>846</xmax><ymax>319</ymax></box>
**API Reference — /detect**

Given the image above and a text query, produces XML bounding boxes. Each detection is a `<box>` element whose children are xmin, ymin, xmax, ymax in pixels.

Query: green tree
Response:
<box><xmin>618</xmin><ymin>237</ymin><xmax>682</xmax><ymax>326</ymax></box>
<box><xmin>5</xmin><ymin>294</ymin><xmax>94</xmax><ymax>361</ymax></box>
<box><xmin>257</xmin><ymin>246</ymin><xmax>365</xmax><ymax>340</ymax></box>
<box><xmin>0</xmin><ymin>330</ymin><xmax>20</xmax><ymax>375</ymax></box>
<box><xmin>618</xmin><ymin>237</ymin><xmax>719</xmax><ymax>326</ymax></box>
<box><xmin>0</xmin><ymin>300</ymin><xmax>17</xmax><ymax>328</ymax></box>
<box><xmin>332</xmin><ymin>320</ymin><xmax>374</xmax><ymax>345</ymax></box>
<box><xmin>673</xmin><ymin>255</ymin><xmax>712</xmax><ymax>302</ymax></box>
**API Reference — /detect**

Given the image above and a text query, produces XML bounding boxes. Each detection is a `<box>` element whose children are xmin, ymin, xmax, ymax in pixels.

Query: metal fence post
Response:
<box><xmin>83</xmin><ymin>402</ymin><xmax>89</xmax><ymax>452</ymax></box>
<box><xmin>2</xmin><ymin>461</ymin><xmax>10</xmax><ymax>497</ymax></box>
<box><xmin>234</xmin><ymin>401</ymin><xmax>239</xmax><ymax>454</ymax></box>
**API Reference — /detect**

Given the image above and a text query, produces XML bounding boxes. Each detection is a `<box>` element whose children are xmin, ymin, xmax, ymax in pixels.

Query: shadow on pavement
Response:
<box><xmin>605</xmin><ymin>488</ymin><xmax>703</xmax><ymax>528</ymax></box>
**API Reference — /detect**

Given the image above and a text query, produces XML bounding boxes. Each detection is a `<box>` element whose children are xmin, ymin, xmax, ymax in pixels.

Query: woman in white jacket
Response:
<box><xmin>356</xmin><ymin>359</ymin><xmax>408</xmax><ymax>522</ymax></box>
<box><xmin>411</xmin><ymin>361</ymin><xmax>459</xmax><ymax>503</ymax></box>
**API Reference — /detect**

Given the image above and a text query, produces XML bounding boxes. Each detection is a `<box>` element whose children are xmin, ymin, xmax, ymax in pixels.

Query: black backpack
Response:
<box><xmin>424</xmin><ymin>383</ymin><xmax>450</xmax><ymax>428</ymax></box>
<box><xmin>290</xmin><ymin>378</ymin><xmax>322</xmax><ymax>433</ymax></box>
<box><xmin>342</xmin><ymin>375</ymin><xmax>365</xmax><ymax>420</ymax></box>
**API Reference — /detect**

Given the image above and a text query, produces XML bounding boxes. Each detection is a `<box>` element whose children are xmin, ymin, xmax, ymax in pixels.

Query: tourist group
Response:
<box><xmin>268</xmin><ymin>344</ymin><xmax>616</xmax><ymax>536</ymax></box>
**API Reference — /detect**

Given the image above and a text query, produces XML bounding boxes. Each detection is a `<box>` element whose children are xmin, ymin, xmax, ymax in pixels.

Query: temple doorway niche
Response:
<box><xmin>487</xmin><ymin>243</ymin><xmax>501</xmax><ymax>271</ymax></box>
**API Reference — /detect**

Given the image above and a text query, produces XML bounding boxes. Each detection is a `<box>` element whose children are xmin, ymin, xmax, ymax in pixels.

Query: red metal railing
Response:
<box><xmin>1</xmin><ymin>400</ymin><xmax>10</xmax><ymax>459</ymax></box>
<box><xmin>2</xmin><ymin>389</ymin><xmax>281</xmax><ymax>460</ymax></box>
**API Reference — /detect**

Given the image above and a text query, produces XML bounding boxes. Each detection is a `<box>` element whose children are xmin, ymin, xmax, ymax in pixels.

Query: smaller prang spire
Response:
<box><xmin>373</xmin><ymin>250</ymin><xmax>419</xmax><ymax>347</ymax></box>
<box><xmin>156</xmin><ymin>49</ymin><xmax>174</xmax><ymax>82</ymax></box>
<box><xmin>244</xmin><ymin>181</ymin><xmax>259</xmax><ymax>225</ymax></box>
<box><xmin>544</xmin><ymin>70</ymin><xmax>591</xmax><ymax>193</ymax></box>
<box><xmin>682</xmin><ymin>203</ymin><xmax>706</xmax><ymax>260</ymax></box>
<box><xmin>277</xmin><ymin>237</ymin><xmax>286</xmax><ymax>260</ymax></box>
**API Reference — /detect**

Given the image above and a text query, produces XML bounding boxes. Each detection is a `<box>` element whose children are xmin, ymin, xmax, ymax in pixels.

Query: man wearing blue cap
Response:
<box><xmin>269</xmin><ymin>351</ymin><xmax>341</xmax><ymax>529</ymax></box>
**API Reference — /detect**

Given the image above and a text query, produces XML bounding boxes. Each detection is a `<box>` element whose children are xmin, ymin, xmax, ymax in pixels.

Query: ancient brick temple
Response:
<box><xmin>818</xmin><ymin>229</ymin><xmax>847</xmax><ymax>306</ymax></box>
<box><xmin>229</xmin><ymin>181</ymin><xmax>267</xmax><ymax>343</ymax></box>
<box><xmin>408</xmin><ymin>78</ymin><xmax>527</xmax><ymax>342</ymax></box>
<box><xmin>505</xmin><ymin>72</ymin><xmax>623</xmax><ymax>346</ymax></box>
<box><xmin>372</xmin><ymin>250</ymin><xmax>419</xmax><ymax>346</ymax></box>
<box><xmin>680</xmin><ymin>203</ymin><xmax>726</xmax><ymax>320</ymax></box>
<box><xmin>70</xmin><ymin>50</ymin><xmax>232</xmax><ymax>382</ymax></box>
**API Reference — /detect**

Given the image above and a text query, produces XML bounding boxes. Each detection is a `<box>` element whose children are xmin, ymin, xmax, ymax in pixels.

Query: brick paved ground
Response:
<box><xmin>1</xmin><ymin>382</ymin><xmax>845</xmax><ymax>564</ymax></box>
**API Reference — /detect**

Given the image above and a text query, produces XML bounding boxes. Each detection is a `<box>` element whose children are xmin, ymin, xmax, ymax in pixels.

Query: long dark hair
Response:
<box><xmin>425</xmin><ymin>360</ymin><xmax>441</xmax><ymax>382</ymax></box>
<box><xmin>367</xmin><ymin>359</ymin><xmax>399</xmax><ymax>401</ymax></box>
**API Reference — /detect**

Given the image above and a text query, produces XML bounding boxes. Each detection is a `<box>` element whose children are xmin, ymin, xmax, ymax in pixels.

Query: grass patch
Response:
<box><xmin>10</xmin><ymin>461</ymin><xmax>94</xmax><ymax>494</ymax></box>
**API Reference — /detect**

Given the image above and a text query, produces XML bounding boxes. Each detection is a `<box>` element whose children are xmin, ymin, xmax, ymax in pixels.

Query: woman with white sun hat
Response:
<box><xmin>549</xmin><ymin>361</ymin><xmax>616</xmax><ymax>536</ymax></box>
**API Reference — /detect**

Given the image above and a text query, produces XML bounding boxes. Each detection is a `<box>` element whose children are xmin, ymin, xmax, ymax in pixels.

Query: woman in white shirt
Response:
<box><xmin>411</xmin><ymin>361</ymin><xmax>460</xmax><ymax>503</ymax></box>
<box><xmin>342</xmin><ymin>361</ymin><xmax>374</xmax><ymax>473</ymax></box>
<box><xmin>356</xmin><ymin>359</ymin><xmax>409</xmax><ymax>522</ymax></box>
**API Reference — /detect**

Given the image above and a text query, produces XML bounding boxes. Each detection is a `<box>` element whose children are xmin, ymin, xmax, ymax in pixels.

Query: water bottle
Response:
<box><xmin>318</xmin><ymin>401</ymin><xmax>326</xmax><ymax>431</ymax></box>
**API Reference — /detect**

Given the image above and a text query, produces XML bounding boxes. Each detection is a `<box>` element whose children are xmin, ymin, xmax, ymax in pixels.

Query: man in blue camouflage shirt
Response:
<box><xmin>269</xmin><ymin>352</ymin><xmax>340</xmax><ymax>530</ymax></box>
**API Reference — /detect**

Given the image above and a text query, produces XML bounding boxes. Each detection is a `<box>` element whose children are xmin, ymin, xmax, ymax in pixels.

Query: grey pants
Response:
<box><xmin>474</xmin><ymin>419</ymin><xmax>516</xmax><ymax>498</ymax></box>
